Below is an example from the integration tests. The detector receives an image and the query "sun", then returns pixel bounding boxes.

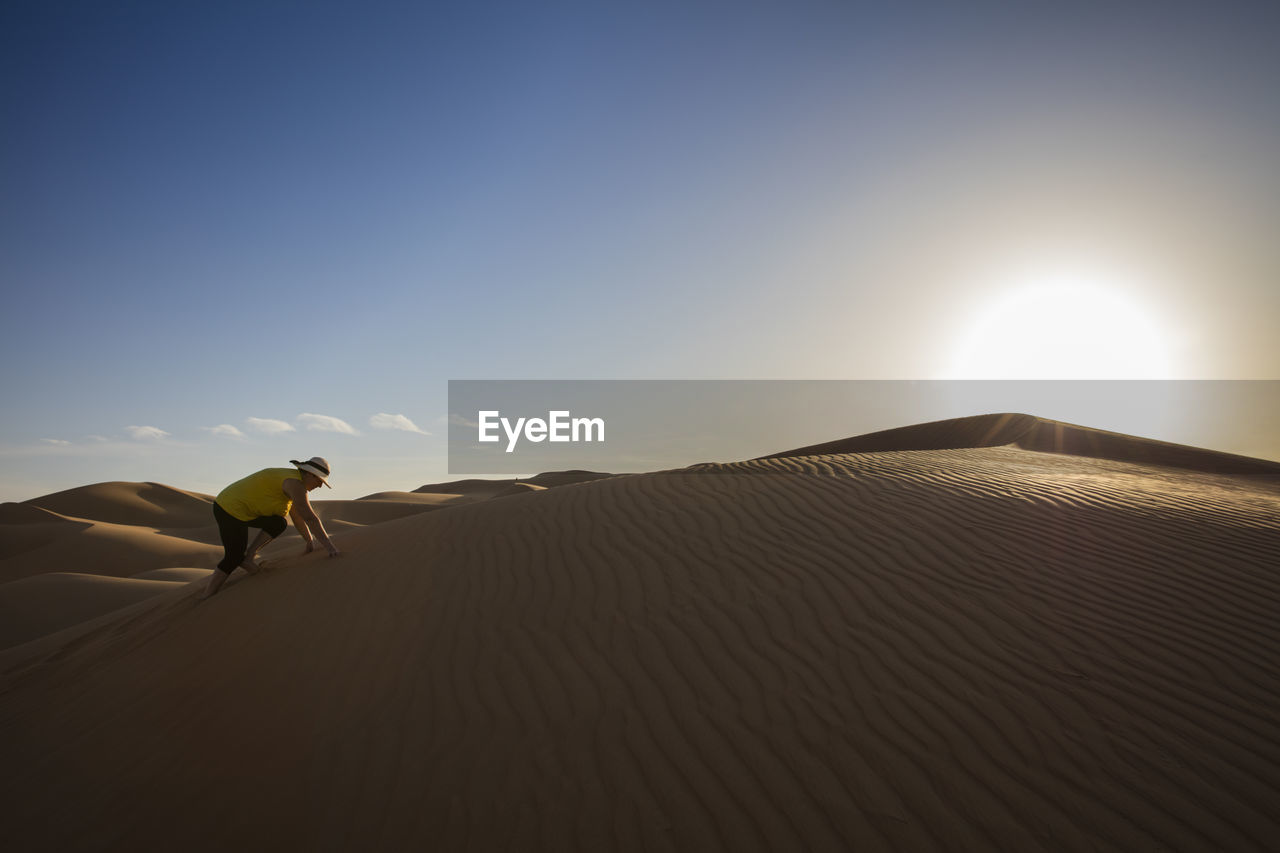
[945,271,1175,380]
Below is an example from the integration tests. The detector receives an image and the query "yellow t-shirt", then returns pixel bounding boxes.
[215,467,300,522]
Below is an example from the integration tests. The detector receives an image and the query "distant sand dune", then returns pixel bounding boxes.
[489,482,547,499]
[523,470,615,488]
[0,515,221,584]
[1,482,222,584]
[311,497,454,527]
[413,477,519,496]
[0,505,92,563]
[412,471,615,501]
[0,502,83,526]
[1,422,1277,850]
[24,481,215,527]
[0,572,188,649]
[765,412,1280,476]
[355,490,468,503]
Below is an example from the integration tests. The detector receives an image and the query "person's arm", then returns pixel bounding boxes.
[288,505,315,552]
[283,479,340,556]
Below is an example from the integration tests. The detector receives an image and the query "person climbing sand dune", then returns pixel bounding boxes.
[201,456,340,600]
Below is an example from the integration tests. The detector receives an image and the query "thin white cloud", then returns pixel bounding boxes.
[246,417,296,435]
[298,412,358,435]
[2,436,194,460]
[448,412,479,429]
[126,425,170,440]
[41,438,72,446]
[369,413,429,435]
[85,435,109,442]
[203,424,245,438]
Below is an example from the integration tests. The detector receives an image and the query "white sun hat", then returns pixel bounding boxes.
[290,456,333,487]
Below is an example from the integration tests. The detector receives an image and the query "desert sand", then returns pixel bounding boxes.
[1,414,1278,851]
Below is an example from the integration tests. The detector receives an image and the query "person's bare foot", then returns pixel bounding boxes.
[200,569,229,600]
[239,558,262,575]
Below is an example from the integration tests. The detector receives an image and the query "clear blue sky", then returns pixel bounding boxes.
[3,0,1278,500]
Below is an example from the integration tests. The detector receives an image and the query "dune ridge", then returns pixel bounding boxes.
[764,412,1280,476]
[24,481,216,527]
[1,420,1278,850]
[412,470,615,498]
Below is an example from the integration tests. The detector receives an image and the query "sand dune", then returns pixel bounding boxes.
[413,477,522,496]
[0,505,92,563]
[765,412,1280,476]
[1,482,222,584]
[0,502,83,526]
[24,481,215,527]
[0,514,221,584]
[412,470,615,501]
[1,419,1278,850]
[522,470,615,488]
[489,482,548,499]
[356,490,469,503]
[130,567,213,583]
[311,497,452,527]
[0,572,190,649]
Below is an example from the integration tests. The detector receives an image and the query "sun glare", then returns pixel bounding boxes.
[946,271,1174,380]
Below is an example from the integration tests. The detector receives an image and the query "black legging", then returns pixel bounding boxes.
[213,502,287,573]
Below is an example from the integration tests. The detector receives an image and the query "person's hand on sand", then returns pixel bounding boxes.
[304,538,339,557]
